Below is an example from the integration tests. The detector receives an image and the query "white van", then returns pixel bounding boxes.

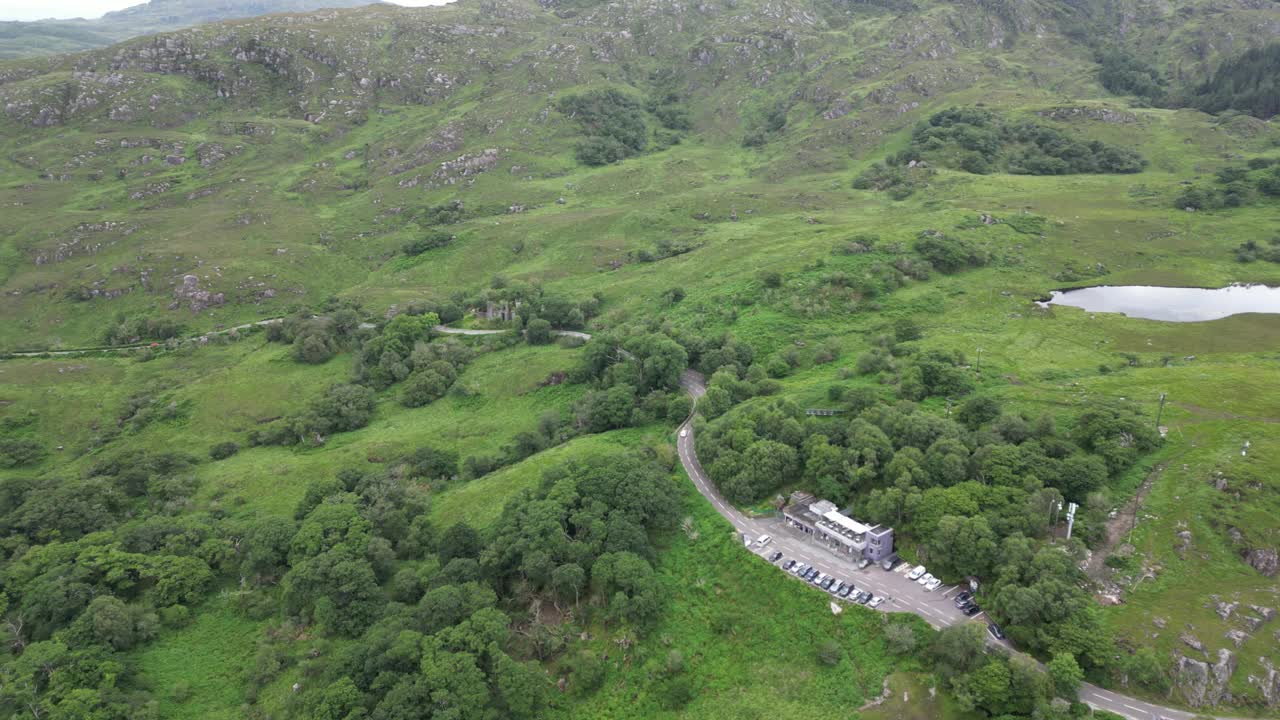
[755,534,772,547]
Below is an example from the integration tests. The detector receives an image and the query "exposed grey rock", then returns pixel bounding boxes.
[1175,649,1236,707]
[172,274,225,313]
[1225,629,1248,647]
[1181,632,1205,652]
[1246,548,1278,576]
[1216,601,1239,620]
[1152,616,1168,629]
[1251,605,1276,622]
[1250,658,1280,708]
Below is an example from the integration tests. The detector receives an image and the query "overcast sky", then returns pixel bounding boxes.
[0,0,449,22]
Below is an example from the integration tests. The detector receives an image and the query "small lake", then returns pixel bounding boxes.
[1041,284,1280,322]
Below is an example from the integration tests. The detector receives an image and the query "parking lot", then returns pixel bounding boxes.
[747,517,980,629]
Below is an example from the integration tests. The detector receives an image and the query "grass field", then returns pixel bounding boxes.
[2,6,1280,713]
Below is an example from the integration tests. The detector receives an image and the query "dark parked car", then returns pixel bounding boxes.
[963,604,982,616]
[821,577,835,590]
[770,551,784,562]
[806,568,820,581]
[954,591,972,607]
[880,557,900,571]
[856,591,872,604]
[839,585,853,598]
[987,623,1005,640]
[783,559,797,571]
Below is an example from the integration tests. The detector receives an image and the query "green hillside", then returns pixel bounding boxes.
[1,0,1279,718]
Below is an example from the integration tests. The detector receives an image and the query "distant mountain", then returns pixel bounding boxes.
[0,0,382,59]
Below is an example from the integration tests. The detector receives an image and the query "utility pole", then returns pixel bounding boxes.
[975,347,983,377]
[1050,500,1061,528]
[1065,502,1079,540]
[1155,392,1167,430]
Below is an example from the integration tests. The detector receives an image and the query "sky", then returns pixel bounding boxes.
[0,0,449,22]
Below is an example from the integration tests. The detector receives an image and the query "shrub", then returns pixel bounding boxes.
[209,441,240,461]
[403,232,454,256]
[0,437,45,468]
[559,89,647,165]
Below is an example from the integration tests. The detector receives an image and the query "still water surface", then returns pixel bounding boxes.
[1041,284,1280,322]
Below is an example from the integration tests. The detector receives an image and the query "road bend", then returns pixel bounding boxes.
[674,369,1248,720]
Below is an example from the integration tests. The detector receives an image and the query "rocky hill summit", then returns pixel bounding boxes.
[0,0,381,59]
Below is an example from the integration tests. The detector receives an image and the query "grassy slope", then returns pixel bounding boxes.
[1,0,1279,715]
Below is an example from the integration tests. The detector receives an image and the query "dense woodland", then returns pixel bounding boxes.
[697,323,1162,688]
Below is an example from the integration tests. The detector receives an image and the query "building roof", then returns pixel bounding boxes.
[822,510,870,535]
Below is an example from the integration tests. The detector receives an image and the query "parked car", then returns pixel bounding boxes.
[856,591,872,605]
[987,623,1005,640]
[839,585,853,598]
[821,577,835,590]
[868,595,886,608]
[924,577,942,592]
[793,563,808,576]
[907,565,926,581]
[917,573,935,586]
[770,551,784,562]
[755,534,772,547]
[858,557,871,569]
[881,557,900,571]
[963,604,982,616]
[833,581,847,594]
[783,559,796,571]
[806,568,820,581]
[953,591,973,607]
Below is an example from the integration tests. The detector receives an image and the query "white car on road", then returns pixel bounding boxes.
[679,428,688,438]
[907,565,926,581]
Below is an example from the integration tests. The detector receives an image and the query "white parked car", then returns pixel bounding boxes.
[917,573,935,586]
[907,565,926,581]
[924,577,943,592]
[868,595,886,608]
[755,534,772,547]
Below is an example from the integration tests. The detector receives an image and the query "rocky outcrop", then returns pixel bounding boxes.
[1245,548,1278,576]
[1181,632,1205,652]
[171,274,225,313]
[1175,649,1236,708]
[1036,106,1137,124]
[1250,658,1280,708]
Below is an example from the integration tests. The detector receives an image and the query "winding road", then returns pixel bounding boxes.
[674,368,1243,720]
[3,321,1244,719]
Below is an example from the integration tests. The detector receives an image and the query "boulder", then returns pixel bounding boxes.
[1243,615,1265,632]
[1216,601,1239,620]
[1180,632,1205,652]
[1250,605,1276,622]
[1246,548,1278,576]
[1225,629,1249,647]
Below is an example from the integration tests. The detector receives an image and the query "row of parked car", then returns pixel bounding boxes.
[773,554,886,608]
[904,563,944,592]
[952,590,985,618]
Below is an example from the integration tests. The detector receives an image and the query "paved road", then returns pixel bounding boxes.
[674,369,1245,720]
